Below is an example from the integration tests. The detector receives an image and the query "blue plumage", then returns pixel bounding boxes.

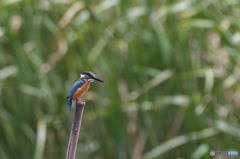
[67,79,86,99]
[69,100,72,111]
[67,79,86,110]
[66,71,104,111]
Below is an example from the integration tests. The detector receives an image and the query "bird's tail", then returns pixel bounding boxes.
[69,100,73,111]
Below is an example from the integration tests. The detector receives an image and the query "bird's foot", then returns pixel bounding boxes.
[76,99,85,102]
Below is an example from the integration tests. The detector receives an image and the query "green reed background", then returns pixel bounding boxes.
[0,0,240,158]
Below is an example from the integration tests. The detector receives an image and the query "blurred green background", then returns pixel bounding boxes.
[1,0,240,158]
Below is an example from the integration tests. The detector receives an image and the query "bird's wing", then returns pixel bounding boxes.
[67,79,86,99]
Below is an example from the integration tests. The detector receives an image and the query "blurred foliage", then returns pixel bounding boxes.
[0,0,240,158]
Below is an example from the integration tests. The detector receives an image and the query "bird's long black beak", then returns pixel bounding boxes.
[92,76,104,83]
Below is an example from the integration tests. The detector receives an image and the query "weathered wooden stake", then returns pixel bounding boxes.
[66,100,85,159]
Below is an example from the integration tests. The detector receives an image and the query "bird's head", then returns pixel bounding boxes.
[80,71,104,83]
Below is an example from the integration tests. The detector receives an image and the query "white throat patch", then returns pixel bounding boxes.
[88,79,94,82]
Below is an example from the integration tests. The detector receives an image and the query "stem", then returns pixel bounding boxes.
[66,100,85,159]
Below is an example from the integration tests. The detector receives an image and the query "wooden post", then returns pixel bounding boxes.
[66,100,85,159]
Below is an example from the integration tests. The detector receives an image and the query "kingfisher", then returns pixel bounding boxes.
[66,71,104,111]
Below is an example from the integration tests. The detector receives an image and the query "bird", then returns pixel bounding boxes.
[66,71,104,111]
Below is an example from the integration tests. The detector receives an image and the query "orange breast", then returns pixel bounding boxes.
[72,80,90,100]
